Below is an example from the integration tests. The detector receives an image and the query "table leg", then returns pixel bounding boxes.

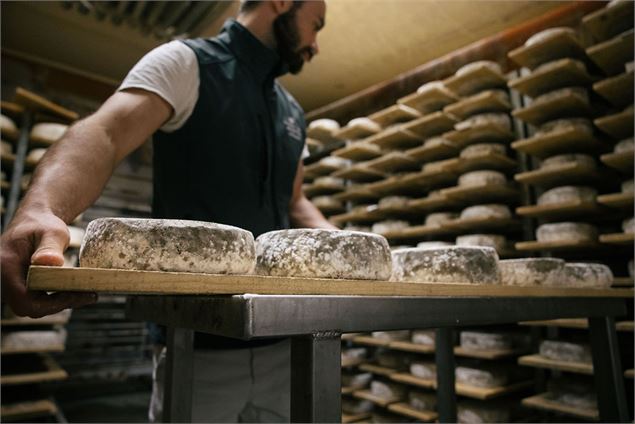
[589,316,629,423]
[164,327,194,423]
[290,332,342,423]
[436,328,457,423]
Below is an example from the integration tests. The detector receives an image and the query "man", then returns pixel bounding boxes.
[1,0,333,421]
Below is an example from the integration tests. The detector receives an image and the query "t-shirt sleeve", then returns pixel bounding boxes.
[118,40,199,132]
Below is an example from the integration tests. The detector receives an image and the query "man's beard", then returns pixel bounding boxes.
[273,7,312,74]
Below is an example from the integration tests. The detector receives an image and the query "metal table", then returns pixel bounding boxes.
[126,293,630,423]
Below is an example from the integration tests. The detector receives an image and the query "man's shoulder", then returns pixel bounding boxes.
[181,36,235,66]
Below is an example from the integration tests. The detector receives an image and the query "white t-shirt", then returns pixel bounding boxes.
[119,41,309,157]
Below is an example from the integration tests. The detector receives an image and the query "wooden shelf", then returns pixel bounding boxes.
[519,318,589,329]
[315,203,346,215]
[387,403,438,422]
[334,123,381,142]
[522,393,599,421]
[408,195,460,213]
[612,277,634,288]
[401,111,457,139]
[368,105,421,129]
[0,316,69,326]
[366,127,424,150]
[516,200,604,220]
[596,191,634,209]
[405,139,458,164]
[330,206,384,225]
[332,142,383,161]
[443,216,520,233]
[508,59,593,98]
[444,123,515,148]
[304,162,346,179]
[398,86,458,115]
[364,152,419,173]
[601,150,634,173]
[332,165,387,183]
[14,87,79,121]
[595,106,634,140]
[341,412,371,423]
[441,183,519,203]
[388,341,435,354]
[1,353,67,386]
[381,224,455,241]
[29,134,60,148]
[1,126,20,141]
[341,357,365,368]
[358,363,399,377]
[518,354,593,375]
[1,399,59,422]
[1,180,11,191]
[443,66,507,96]
[342,332,363,341]
[352,389,401,408]
[306,127,340,145]
[341,386,356,395]
[586,29,634,76]
[1,100,25,117]
[599,232,634,245]
[512,90,592,126]
[1,344,65,355]
[444,90,511,120]
[454,346,528,360]
[365,168,458,197]
[303,182,345,198]
[582,0,633,43]
[456,380,533,400]
[454,152,517,174]
[390,373,436,389]
[508,30,586,70]
[511,126,604,158]
[1,153,16,168]
[332,187,379,203]
[514,162,604,188]
[352,335,390,347]
[515,239,602,253]
[593,70,634,107]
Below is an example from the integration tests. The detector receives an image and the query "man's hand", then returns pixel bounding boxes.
[1,209,96,318]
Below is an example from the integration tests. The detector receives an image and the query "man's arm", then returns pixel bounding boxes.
[0,88,172,317]
[288,158,339,229]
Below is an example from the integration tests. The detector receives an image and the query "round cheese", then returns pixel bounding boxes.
[411,329,436,345]
[0,114,16,132]
[458,401,510,424]
[31,122,68,142]
[540,154,596,170]
[391,246,501,284]
[536,118,593,137]
[80,218,255,274]
[422,158,456,173]
[26,148,47,163]
[417,80,452,95]
[311,196,343,210]
[346,117,381,133]
[1,330,67,350]
[537,186,597,205]
[342,372,372,390]
[622,179,634,193]
[460,331,513,350]
[410,361,436,379]
[409,391,437,412]
[460,204,511,220]
[499,258,565,287]
[460,143,506,159]
[68,226,85,247]
[372,220,409,234]
[456,60,502,77]
[342,399,373,415]
[614,138,634,153]
[308,119,339,133]
[455,366,508,388]
[255,229,392,280]
[423,136,450,148]
[371,380,407,399]
[561,263,613,288]
[314,176,345,188]
[536,222,597,243]
[456,234,506,252]
[319,156,351,169]
[525,27,577,47]
[379,196,410,208]
[376,350,410,369]
[372,330,410,341]
[458,170,507,187]
[539,340,591,363]
[425,212,458,227]
[455,113,511,131]
[622,217,634,233]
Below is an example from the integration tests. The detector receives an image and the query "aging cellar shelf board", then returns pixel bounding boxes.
[597,192,634,209]
[0,399,60,422]
[600,150,634,173]
[453,346,529,360]
[522,393,599,421]
[358,363,398,377]
[507,59,594,98]
[516,200,604,220]
[515,239,602,253]
[0,354,67,386]
[518,354,593,375]
[341,412,371,423]
[443,90,511,120]
[593,70,634,107]
[599,232,635,245]
[512,91,592,126]
[387,403,438,422]
[514,162,606,188]
[508,30,586,70]
[511,126,604,158]
[14,87,79,121]
[519,319,634,332]
[585,29,634,76]
[594,106,635,140]
[352,389,401,408]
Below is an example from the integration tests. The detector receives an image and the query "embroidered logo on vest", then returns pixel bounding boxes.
[284,116,302,141]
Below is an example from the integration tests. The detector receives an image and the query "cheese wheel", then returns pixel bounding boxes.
[342,372,372,389]
[342,347,367,360]
[561,263,613,288]
[30,122,68,142]
[391,246,501,284]
[533,87,589,106]
[371,220,409,234]
[311,196,342,209]
[547,377,597,410]
[455,366,508,388]
[410,361,436,379]
[409,391,437,412]
[456,60,502,77]
[500,258,565,287]
[460,143,506,159]
[314,176,345,188]
[423,136,450,148]
[378,196,410,208]
[416,241,453,249]
[308,119,339,133]
[540,154,596,170]
[342,398,374,414]
[411,329,435,345]
[67,226,85,247]
[319,156,350,169]
[371,380,407,399]
[1,330,67,350]
[535,118,593,137]
[536,222,598,243]
[455,113,511,131]
[1,141,12,156]
[377,351,410,370]
[458,401,510,424]
[255,229,392,280]
[525,27,577,47]
[425,212,458,227]
[458,170,506,187]
[346,117,381,133]
[80,218,255,274]
[622,179,634,193]
[460,204,511,220]
[26,148,47,163]
[456,234,506,252]
[0,114,17,131]
[622,217,634,233]
[539,340,591,363]
[372,330,410,342]
[417,80,452,95]
[460,331,513,350]
[614,138,634,153]
[537,186,597,205]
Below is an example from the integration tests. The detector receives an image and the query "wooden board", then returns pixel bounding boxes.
[364,152,419,173]
[333,142,383,161]
[405,140,458,164]
[330,206,385,225]
[28,133,61,148]
[14,87,79,121]
[366,127,424,150]
[401,111,457,139]
[341,412,371,423]
[306,126,340,144]
[1,353,67,386]
[341,386,356,395]
[387,403,437,422]
[315,203,346,215]
[516,200,604,220]
[586,29,634,76]
[455,380,533,400]
[601,150,634,173]
[366,168,458,196]
[454,346,528,360]
[454,152,517,174]
[408,195,460,213]
[511,126,603,158]
[1,180,11,191]
[342,357,365,369]
[514,162,604,188]
[444,90,511,120]
[334,124,380,142]
[597,191,634,209]
[388,341,435,354]
[358,363,399,377]
[594,105,634,139]
[1,100,25,117]
[352,336,390,347]
[512,91,592,126]
[352,389,402,408]
[28,266,634,298]
[368,105,421,128]
[518,354,593,375]
[1,153,16,168]
[522,393,599,421]
[515,239,602,253]
[616,320,634,332]
[508,30,586,70]
[304,162,344,179]
[593,70,635,107]
[398,86,458,115]
[0,316,69,326]
[0,399,58,421]
[442,216,520,233]
[599,232,634,245]
[303,182,345,198]
[444,123,514,148]
[612,277,634,288]
[381,224,455,241]
[443,66,507,96]
[582,0,633,43]
[520,318,634,331]
[390,373,436,389]
[332,166,386,183]
[508,59,593,98]
[440,183,519,203]
[342,332,363,341]
[1,126,19,141]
